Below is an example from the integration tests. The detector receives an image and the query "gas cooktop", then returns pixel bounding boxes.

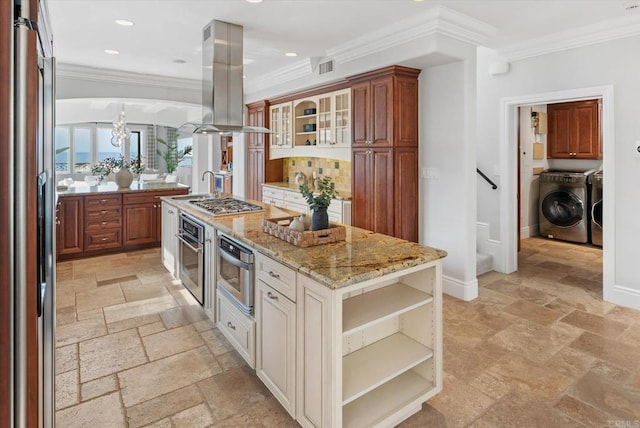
[189,197,264,216]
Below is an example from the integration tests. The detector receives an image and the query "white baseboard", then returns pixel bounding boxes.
[604,284,640,311]
[443,275,478,301]
[520,224,539,239]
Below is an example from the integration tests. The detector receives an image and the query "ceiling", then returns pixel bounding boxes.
[47,0,640,83]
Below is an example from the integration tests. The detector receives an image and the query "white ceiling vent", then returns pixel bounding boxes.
[310,56,335,75]
[318,59,334,75]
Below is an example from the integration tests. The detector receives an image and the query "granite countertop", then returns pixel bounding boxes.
[263,182,352,201]
[165,195,446,289]
[57,181,189,197]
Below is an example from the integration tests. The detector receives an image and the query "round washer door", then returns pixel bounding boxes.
[541,191,584,227]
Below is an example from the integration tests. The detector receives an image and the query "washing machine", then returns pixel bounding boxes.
[538,170,592,244]
[589,171,603,246]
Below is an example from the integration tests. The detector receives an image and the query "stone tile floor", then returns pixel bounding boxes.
[55,237,640,427]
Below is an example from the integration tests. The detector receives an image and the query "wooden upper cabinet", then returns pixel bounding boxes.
[247,101,267,149]
[349,65,420,242]
[547,99,600,159]
[351,81,371,146]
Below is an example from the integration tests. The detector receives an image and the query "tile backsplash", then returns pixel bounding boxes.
[284,157,351,193]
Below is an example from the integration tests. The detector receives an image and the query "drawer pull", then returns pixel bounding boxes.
[100,210,108,215]
[168,209,174,214]
[101,237,108,241]
[100,199,108,204]
[101,221,108,226]
[226,321,236,331]
[267,291,278,300]
[268,271,280,279]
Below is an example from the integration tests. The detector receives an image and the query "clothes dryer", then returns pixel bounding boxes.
[538,170,592,244]
[589,171,603,247]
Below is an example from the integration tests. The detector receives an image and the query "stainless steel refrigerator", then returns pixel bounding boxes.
[2,0,56,426]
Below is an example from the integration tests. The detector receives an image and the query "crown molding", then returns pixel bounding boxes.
[499,14,640,62]
[245,6,495,94]
[56,63,201,91]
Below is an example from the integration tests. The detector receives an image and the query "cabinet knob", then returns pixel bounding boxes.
[267,291,279,300]
[101,221,108,226]
[268,271,280,279]
[56,218,61,225]
[226,321,236,330]
[100,210,108,215]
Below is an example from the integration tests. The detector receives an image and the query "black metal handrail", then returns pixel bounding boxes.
[477,168,498,190]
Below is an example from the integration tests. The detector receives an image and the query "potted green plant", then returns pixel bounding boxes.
[299,176,338,231]
[91,156,144,188]
[156,137,192,181]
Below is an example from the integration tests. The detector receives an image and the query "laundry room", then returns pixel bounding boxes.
[518,101,603,248]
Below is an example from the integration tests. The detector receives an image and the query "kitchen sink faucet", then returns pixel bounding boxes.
[201,170,216,194]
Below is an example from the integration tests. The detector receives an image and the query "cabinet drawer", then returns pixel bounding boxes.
[284,202,307,215]
[255,253,296,302]
[217,288,255,368]
[86,217,122,231]
[263,186,285,200]
[284,190,306,205]
[85,229,122,250]
[85,194,122,209]
[328,199,342,215]
[85,207,121,222]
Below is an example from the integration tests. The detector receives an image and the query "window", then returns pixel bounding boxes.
[130,131,141,162]
[54,123,146,178]
[177,136,192,167]
[73,128,91,173]
[96,127,122,162]
[55,128,70,172]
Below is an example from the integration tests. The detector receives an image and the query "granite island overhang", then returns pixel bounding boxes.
[165,194,446,289]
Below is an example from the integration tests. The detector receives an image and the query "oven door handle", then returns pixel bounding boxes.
[218,245,252,270]
[175,233,203,253]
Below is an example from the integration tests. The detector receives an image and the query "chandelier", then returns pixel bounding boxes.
[111,106,131,147]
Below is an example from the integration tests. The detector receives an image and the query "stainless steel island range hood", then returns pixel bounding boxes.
[183,20,271,134]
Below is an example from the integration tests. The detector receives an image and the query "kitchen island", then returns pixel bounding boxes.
[56,181,189,260]
[165,195,445,428]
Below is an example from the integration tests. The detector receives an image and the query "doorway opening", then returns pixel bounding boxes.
[499,86,614,300]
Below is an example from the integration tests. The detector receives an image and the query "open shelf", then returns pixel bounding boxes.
[342,370,433,428]
[342,282,432,335]
[342,333,433,405]
[296,131,316,135]
[296,114,317,119]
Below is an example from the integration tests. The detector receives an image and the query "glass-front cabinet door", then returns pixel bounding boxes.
[317,95,332,146]
[269,102,293,148]
[333,89,350,146]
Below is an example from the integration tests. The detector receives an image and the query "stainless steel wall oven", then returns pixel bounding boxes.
[217,234,254,315]
[177,214,205,305]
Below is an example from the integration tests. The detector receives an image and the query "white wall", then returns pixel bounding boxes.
[421,58,478,300]
[477,35,640,309]
[518,105,549,238]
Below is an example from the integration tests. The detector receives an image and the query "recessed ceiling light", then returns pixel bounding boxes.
[285,52,298,57]
[173,59,186,64]
[246,0,263,3]
[114,19,134,26]
[104,49,120,55]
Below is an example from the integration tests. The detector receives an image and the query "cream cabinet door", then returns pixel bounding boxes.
[256,280,296,417]
[160,202,178,277]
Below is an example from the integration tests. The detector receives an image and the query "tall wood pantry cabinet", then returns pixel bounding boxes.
[547,99,601,159]
[348,66,420,242]
[246,100,283,202]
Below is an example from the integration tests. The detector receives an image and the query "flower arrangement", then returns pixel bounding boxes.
[299,176,338,211]
[90,156,144,180]
[157,138,192,174]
